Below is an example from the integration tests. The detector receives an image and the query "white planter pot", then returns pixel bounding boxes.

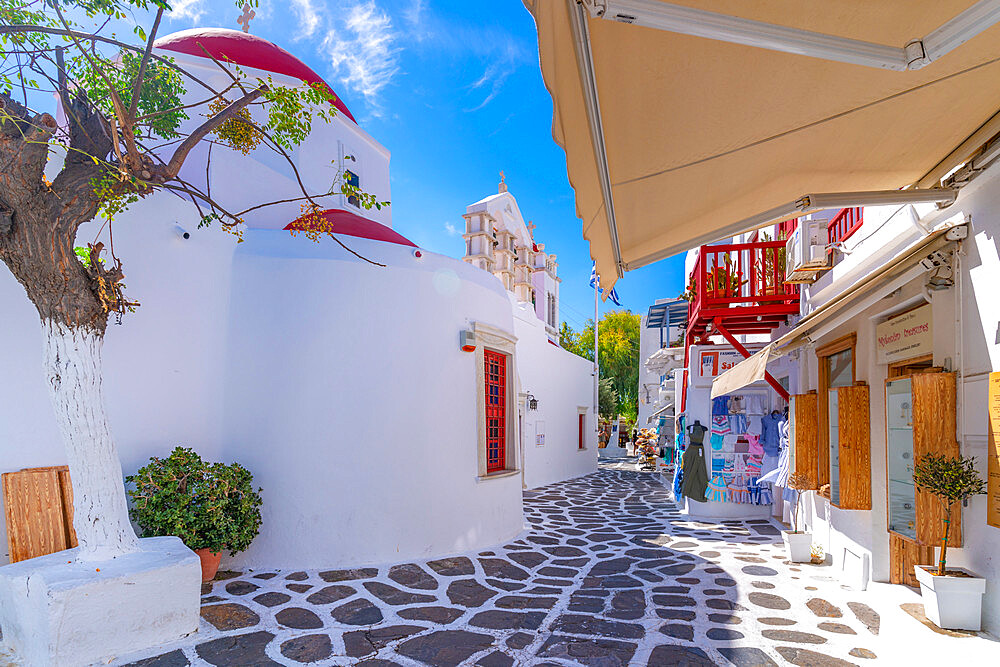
[782,531,812,563]
[913,565,986,631]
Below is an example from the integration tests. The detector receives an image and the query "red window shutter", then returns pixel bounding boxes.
[578,413,585,449]
[484,350,507,472]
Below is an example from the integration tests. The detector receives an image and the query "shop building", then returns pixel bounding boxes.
[637,298,687,431]
[710,161,1000,635]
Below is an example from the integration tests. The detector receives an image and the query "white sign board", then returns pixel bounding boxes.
[691,344,766,387]
[535,421,546,446]
[876,304,932,365]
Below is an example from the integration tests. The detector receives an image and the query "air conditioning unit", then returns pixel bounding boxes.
[785,217,831,283]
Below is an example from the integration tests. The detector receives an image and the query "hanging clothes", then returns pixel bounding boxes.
[745,393,768,415]
[760,413,782,456]
[712,396,730,415]
[681,443,709,502]
[711,415,731,435]
[729,413,749,434]
[746,434,764,457]
[728,395,746,413]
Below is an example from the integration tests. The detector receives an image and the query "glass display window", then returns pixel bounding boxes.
[886,378,916,539]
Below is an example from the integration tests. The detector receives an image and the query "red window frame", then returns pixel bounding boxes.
[578,413,586,449]
[484,350,507,473]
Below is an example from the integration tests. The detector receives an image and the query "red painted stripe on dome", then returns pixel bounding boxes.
[154,28,356,123]
[284,208,416,247]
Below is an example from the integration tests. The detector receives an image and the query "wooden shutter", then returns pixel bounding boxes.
[837,383,871,510]
[791,392,819,487]
[912,372,961,547]
[2,466,76,563]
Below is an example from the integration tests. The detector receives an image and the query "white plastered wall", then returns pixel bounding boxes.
[510,297,597,490]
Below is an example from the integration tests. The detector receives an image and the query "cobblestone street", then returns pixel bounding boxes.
[118,465,993,666]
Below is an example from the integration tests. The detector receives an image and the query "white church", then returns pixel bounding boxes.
[0,27,596,663]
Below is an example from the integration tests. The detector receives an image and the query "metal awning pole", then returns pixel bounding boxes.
[594,277,600,434]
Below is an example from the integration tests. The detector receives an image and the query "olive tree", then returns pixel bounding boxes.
[0,0,381,560]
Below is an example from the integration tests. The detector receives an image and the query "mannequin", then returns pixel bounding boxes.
[681,420,709,502]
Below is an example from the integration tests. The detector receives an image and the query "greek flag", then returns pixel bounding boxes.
[589,263,622,306]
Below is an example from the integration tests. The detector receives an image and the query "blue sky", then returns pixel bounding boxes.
[147,1,688,329]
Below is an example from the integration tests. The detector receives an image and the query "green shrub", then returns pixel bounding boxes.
[126,446,263,556]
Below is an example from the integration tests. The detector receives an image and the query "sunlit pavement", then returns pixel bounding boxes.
[113,464,996,666]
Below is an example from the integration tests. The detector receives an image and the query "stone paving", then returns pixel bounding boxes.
[118,465,892,666]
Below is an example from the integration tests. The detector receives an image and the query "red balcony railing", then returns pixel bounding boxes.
[685,240,800,341]
[827,207,863,248]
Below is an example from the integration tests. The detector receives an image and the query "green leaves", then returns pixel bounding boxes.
[126,446,263,556]
[260,77,334,151]
[68,49,187,139]
[912,453,986,506]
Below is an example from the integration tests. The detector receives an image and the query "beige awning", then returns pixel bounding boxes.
[709,223,959,396]
[711,344,773,399]
[525,0,1000,289]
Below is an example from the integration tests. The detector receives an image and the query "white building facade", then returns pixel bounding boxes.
[462,180,562,342]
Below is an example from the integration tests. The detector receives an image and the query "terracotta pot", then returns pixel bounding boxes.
[195,548,223,583]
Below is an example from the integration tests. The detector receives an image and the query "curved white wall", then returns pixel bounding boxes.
[0,206,524,568]
[220,232,523,569]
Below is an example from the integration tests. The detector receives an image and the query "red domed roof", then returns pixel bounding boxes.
[154,28,355,123]
[284,208,416,247]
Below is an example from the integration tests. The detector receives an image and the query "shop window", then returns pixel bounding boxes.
[484,349,507,473]
[344,169,360,208]
[816,334,856,487]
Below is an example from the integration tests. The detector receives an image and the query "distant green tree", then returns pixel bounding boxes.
[562,311,641,420]
[598,377,619,420]
[558,321,576,352]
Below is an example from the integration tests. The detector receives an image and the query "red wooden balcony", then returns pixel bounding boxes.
[827,207,863,249]
[685,240,800,342]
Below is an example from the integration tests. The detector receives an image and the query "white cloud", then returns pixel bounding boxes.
[168,0,207,22]
[465,40,522,112]
[323,2,399,112]
[444,222,461,236]
[403,0,429,41]
[289,0,321,40]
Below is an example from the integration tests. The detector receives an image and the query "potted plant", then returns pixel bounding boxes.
[782,472,813,562]
[911,453,987,631]
[127,446,263,582]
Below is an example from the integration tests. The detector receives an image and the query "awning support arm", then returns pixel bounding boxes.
[582,0,1000,72]
[624,188,958,271]
[712,318,790,402]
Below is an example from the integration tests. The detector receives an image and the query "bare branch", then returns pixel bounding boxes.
[126,7,164,125]
[158,87,265,180]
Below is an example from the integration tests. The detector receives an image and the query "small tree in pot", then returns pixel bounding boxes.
[911,453,987,630]
[127,447,263,582]
[782,472,813,562]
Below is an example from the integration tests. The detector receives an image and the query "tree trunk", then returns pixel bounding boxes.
[938,504,952,576]
[42,318,139,560]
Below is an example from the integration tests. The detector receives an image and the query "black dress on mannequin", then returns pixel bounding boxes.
[681,421,709,502]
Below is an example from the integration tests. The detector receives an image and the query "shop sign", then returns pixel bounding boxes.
[875,305,932,365]
[695,346,765,384]
[535,421,546,446]
[988,373,1000,529]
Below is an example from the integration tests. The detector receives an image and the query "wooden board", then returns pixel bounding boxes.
[837,383,871,510]
[989,372,1000,529]
[912,372,961,547]
[792,392,819,487]
[890,532,934,587]
[3,468,69,563]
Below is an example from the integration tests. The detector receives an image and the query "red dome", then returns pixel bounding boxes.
[284,208,416,247]
[154,28,355,123]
